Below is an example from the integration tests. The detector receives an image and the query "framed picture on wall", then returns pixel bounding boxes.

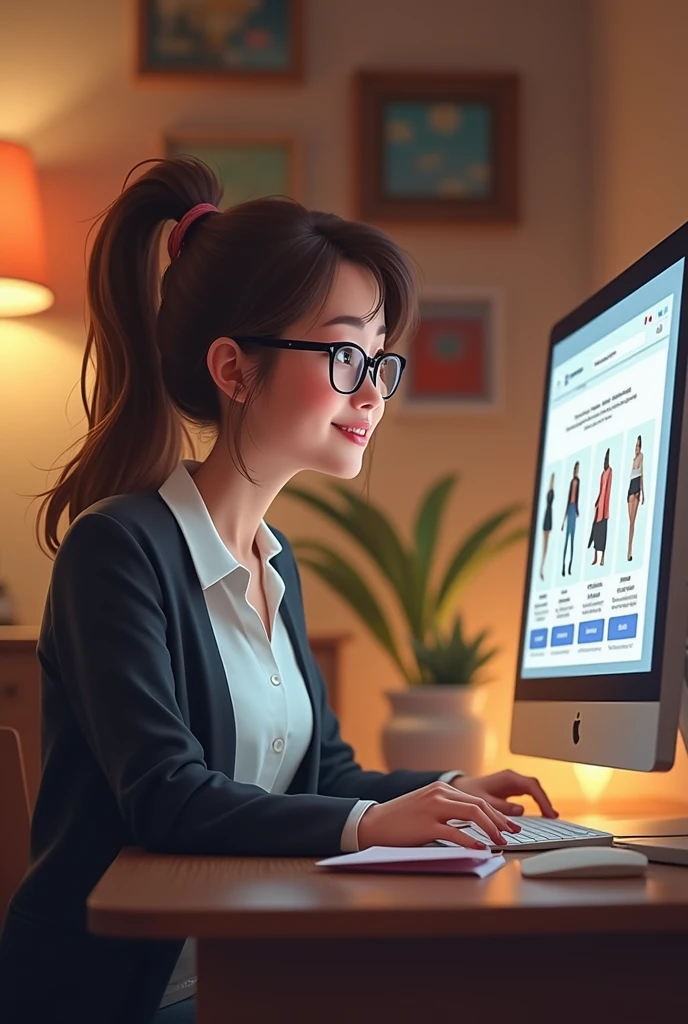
[164,131,303,206]
[137,0,305,82]
[398,288,504,415]
[354,71,519,224]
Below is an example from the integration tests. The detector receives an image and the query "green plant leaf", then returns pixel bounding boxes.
[487,526,530,555]
[284,483,420,634]
[434,504,524,621]
[411,617,499,685]
[412,474,458,631]
[283,477,526,689]
[290,540,413,683]
[329,483,420,630]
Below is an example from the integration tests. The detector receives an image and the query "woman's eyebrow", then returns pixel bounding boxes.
[320,315,387,334]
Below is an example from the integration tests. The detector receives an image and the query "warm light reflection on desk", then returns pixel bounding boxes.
[572,762,615,803]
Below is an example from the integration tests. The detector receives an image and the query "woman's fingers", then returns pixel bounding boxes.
[486,796,526,816]
[506,803,525,815]
[438,826,488,850]
[521,777,557,818]
[446,800,508,846]
[504,772,558,818]
[444,787,517,834]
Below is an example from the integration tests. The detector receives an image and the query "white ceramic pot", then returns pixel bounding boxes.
[381,685,488,777]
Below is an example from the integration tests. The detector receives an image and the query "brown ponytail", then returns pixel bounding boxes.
[33,156,418,557]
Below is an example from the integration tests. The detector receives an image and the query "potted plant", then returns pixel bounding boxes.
[283,474,527,775]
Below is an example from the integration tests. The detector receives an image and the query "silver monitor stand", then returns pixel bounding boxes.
[609,644,688,865]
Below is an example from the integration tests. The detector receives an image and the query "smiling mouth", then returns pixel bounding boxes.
[332,424,369,445]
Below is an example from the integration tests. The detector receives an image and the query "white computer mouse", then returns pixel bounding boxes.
[520,845,648,880]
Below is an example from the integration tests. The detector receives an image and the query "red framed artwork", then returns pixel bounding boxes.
[398,288,504,414]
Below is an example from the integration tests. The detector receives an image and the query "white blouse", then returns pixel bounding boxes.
[155,460,375,1007]
[156,460,461,1007]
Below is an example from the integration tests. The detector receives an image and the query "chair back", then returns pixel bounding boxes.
[0,727,31,928]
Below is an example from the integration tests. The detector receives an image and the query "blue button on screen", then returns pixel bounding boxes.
[578,618,605,643]
[529,628,548,649]
[551,624,574,646]
[608,613,638,641]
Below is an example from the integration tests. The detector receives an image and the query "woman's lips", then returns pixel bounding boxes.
[332,424,368,446]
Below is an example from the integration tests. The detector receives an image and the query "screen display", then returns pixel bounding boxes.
[520,259,684,679]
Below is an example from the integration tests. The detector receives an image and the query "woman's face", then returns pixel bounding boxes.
[635,439,641,455]
[220,259,389,481]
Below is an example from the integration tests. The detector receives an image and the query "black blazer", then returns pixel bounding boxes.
[0,491,445,1023]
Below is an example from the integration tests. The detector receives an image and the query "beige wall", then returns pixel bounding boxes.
[5,0,684,809]
[590,0,688,288]
[581,0,688,801]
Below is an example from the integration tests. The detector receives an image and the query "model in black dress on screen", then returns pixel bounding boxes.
[539,472,555,580]
[626,435,645,560]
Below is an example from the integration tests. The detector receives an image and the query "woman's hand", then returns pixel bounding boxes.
[450,769,558,818]
[356,781,521,851]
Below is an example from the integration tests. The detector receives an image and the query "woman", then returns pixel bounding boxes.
[539,472,555,580]
[561,461,580,576]
[0,158,557,1024]
[626,435,645,560]
[588,448,613,566]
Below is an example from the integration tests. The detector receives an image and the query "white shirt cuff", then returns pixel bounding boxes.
[437,770,465,784]
[340,800,378,852]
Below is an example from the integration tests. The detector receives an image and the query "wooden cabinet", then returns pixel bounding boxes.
[0,626,350,811]
[0,628,41,808]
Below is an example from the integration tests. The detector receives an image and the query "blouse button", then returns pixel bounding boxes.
[270,674,281,686]
[272,738,284,753]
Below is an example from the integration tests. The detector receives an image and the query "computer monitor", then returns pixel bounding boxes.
[511,222,688,772]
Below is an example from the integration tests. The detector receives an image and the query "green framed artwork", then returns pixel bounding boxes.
[355,70,519,225]
[137,0,304,82]
[164,132,302,207]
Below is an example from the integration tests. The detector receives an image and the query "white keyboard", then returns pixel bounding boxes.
[442,816,614,852]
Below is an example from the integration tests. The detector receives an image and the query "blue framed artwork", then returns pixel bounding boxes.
[137,0,304,82]
[164,132,302,207]
[356,71,519,224]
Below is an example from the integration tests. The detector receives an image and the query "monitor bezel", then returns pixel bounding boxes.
[513,223,688,704]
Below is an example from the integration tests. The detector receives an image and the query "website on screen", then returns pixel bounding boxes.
[521,260,684,678]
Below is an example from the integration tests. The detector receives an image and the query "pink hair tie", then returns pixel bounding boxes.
[167,203,219,260]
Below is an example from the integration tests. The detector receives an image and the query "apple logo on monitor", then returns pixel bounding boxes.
[573,712,581,745]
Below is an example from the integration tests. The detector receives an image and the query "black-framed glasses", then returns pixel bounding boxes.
[233,336,406,399]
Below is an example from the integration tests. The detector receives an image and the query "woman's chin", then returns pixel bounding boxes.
[316,452,365,479]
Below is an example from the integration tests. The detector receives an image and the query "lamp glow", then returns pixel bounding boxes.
[0,141,54,316]
[572,762,614,804]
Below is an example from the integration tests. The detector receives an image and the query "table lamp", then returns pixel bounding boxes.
[0,140,54,316]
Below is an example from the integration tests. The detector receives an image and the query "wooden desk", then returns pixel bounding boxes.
[88,809,688,1023]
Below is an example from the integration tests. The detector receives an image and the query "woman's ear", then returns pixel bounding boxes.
[207,336,247,401]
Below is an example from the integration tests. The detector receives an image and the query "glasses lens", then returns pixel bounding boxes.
[332,345,366,393]
[378,355,401,398]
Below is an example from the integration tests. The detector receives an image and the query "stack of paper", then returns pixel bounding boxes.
[316,845,506,876]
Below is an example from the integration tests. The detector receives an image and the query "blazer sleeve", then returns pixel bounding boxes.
[46,512,360,857]
[285,544,450,801]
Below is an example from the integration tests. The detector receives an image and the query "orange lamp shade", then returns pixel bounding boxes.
[0,141,54,316]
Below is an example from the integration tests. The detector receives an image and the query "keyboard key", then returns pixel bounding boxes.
[453,816,614,850]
